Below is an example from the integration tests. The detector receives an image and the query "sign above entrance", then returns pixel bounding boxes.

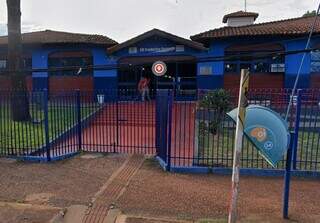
[128,45,185,54]
[152,61,167,77]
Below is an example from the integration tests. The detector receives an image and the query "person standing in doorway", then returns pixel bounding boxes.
[138,76,151,101]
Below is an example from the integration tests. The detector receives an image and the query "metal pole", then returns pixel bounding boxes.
[43,89,50,162]
[228,69,249,223]
[292,89,302,170]
[283,132,295,219]
[167,90,173,171]
[115,92,119,153]
[76,90,82,152]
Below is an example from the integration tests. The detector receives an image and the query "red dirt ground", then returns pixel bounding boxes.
[116,158,320,223]
[0,155,319,222]
[0,154,127,223]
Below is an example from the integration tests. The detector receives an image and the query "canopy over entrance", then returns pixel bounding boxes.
[109,29,206,99]
[118,56,197,99]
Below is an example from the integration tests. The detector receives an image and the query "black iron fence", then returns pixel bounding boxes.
[0,88,320,174]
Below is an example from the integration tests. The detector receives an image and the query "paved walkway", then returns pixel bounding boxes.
[82,154,145,223]
[49,101,197,165]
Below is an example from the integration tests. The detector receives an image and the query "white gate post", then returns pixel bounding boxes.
[228,69,250,223]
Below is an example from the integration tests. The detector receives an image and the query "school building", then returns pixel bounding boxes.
[1,11,320,95]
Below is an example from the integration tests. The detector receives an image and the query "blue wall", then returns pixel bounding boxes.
[196,41,229,89]
[91,47,118,91]
[204,36,320,89]
[32,48,50,90]
[284,39,310,88]
[28,45,116,91]
[2,32,319,91]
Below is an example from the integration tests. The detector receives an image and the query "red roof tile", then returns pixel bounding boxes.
[222,11,259,23]
[191,16,320,43]
[0,30,118,46]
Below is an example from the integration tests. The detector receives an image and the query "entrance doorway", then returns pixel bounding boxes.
[118,56,197,99]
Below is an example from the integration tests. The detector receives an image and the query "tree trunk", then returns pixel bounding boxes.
[7,0,30,121]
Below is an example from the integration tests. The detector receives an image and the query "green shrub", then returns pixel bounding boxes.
[199,89,231,134]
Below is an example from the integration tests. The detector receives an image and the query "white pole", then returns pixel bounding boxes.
[228,69,250,223]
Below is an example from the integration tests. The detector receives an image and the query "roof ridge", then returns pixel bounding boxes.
[0,29,118,45]
[0,29,117,43]
[108,28,207,54]
[224,10,258,15]
[191,15,317,40]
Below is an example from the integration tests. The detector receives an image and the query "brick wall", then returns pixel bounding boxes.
[49,76,94,92]
[0,75,32,91]
[224,73,284,90]
[310,74,320,88]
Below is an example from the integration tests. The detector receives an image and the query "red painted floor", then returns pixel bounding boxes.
[51,101,197,166]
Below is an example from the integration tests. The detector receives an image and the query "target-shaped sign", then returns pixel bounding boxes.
[152,61,167,77]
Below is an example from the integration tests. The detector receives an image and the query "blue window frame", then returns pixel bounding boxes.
[224,54,284,74]
[0,60,6,70]
[0,58,32,75]
[48,51,93,76]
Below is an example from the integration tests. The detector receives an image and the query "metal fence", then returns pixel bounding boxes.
[170,88,320,172]
[0,88,320,174]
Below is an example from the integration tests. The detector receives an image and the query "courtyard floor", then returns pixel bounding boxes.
[0,153,319,223]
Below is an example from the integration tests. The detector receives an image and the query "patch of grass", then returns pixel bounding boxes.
[0,102,99,153]
[196,125,320,171]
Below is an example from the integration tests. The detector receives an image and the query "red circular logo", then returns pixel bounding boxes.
[152,61,167,76]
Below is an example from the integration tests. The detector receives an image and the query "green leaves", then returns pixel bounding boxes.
[199,89,231,135]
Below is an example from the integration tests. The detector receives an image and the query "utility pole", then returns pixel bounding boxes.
[245,0,247,12]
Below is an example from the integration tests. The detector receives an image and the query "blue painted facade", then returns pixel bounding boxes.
[28,45,117,91]
[200,36,320,89]
[1,30,320,91]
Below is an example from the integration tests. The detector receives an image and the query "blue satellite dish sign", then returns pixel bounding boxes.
[227,105,290,167]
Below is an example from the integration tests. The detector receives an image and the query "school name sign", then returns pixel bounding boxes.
[128,45,185,54]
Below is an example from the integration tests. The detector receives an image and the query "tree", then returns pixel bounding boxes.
[303,10,317,17]
[7,0,30,121]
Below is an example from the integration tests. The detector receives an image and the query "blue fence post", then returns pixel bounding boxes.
[283,131,295,219]
[292,89,302,170]
[166,90,174,171]
[76,90,82,152]
[43,89,51,162]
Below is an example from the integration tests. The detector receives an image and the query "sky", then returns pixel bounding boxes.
[0,0,319,42]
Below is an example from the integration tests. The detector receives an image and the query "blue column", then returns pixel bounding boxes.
[197,61,223,89]
[92,48,118,91]
[32,49,49,91]
[196,42,226,90]
[285,40,311,88]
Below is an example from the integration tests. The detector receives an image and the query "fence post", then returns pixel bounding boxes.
[283,131,295,219]
[166,90,174,171]
[115,91,119,153]
[76,90,82,152]
[43,89,50,162]
[292,89,302,170]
